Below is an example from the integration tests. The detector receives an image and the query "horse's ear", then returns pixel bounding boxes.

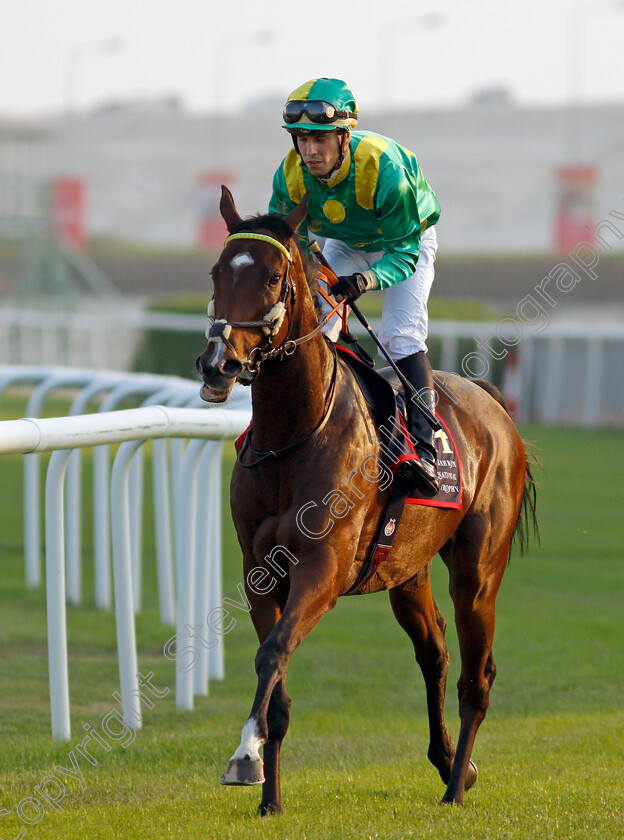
[284,192,309,234]
[220,185,242,232]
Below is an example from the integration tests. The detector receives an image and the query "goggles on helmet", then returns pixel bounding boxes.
[283,99,354,125]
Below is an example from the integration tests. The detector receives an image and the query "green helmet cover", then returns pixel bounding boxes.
[282,78,358,132]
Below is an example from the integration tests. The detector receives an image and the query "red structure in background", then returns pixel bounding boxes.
[52,177,87,248]
[196,172,236,249]
[554,165,598,252]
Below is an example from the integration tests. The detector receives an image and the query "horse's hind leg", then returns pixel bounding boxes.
[440,520,509,806]
[389,570,456,785]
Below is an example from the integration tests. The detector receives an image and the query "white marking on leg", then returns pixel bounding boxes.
[230,718,263,762]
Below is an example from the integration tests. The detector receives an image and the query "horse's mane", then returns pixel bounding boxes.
[229,213,320,299]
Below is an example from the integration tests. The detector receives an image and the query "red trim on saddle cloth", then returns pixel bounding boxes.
[337,345,357,359]
[336,344,362,364]
[235,423,251,454]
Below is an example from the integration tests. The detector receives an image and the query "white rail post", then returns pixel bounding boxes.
[193,439,226,695]
[25,371,99,589]
[172,437,187,599]
[168,392,203,627]
[66,375,127,607]
[208,440,225,681]
[110,440,144,729]
[0,367,48,402]
[582,339,604,428]
[93,378,196,614]
[175,438,206,710]
[0,369,51,591]
[541,337,566,425]
[128,384,198,617]
[152,438,176,625]
[141,386,189,627]
[24,450,41,588]
[193,441,215,697]
[129,447,144,614]
[45,449,73,741]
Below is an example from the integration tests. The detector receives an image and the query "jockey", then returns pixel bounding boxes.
[269,78,442,497]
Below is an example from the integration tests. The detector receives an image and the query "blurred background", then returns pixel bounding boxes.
[1,0,623,425]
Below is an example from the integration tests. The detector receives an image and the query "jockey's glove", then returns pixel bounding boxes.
[332,271,378,303]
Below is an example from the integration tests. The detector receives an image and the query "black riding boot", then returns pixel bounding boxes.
[394,351,440,497]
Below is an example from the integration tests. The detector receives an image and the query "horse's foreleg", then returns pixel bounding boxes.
[258,677,291,815]
[221,554,339,814]
[220,677,292,806]
[389,573,456,785]
[220,590,283,789]
[441,536,508,806]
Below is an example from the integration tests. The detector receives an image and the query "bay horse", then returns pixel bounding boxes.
[196,187,537,815]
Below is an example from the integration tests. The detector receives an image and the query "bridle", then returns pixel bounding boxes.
[205,231,344,384]
[205,229,344,467]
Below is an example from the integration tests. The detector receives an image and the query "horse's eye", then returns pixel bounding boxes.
[268,274,282,288]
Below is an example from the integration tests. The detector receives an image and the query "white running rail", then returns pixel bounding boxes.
[0,396,251,741]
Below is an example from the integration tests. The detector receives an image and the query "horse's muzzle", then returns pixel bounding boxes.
[196,352,243,403]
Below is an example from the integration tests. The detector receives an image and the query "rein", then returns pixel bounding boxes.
[238,341,339,468]
[206,231,344,381]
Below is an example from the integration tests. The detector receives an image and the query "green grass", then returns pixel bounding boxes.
[0,420,623,839]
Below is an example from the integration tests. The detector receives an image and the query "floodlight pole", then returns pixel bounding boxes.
[63,37,124,115]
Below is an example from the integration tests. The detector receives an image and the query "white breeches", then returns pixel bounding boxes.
[319,226,438,361]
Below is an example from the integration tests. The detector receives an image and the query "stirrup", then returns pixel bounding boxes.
[395,456,439,498]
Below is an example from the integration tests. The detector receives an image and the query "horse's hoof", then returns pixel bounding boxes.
[220,758,265,786]
[440,761,477,805]
[258,803,282,817]
[464,759,478,791]
[440,794,463,806]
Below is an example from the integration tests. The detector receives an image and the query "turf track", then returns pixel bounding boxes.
[0,419,622,839]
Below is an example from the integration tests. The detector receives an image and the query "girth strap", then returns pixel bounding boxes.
[344,484,407,596]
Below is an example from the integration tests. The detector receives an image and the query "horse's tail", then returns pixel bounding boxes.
[471,378,540,555]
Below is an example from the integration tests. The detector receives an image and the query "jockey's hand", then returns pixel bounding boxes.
[332,273,369,303]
